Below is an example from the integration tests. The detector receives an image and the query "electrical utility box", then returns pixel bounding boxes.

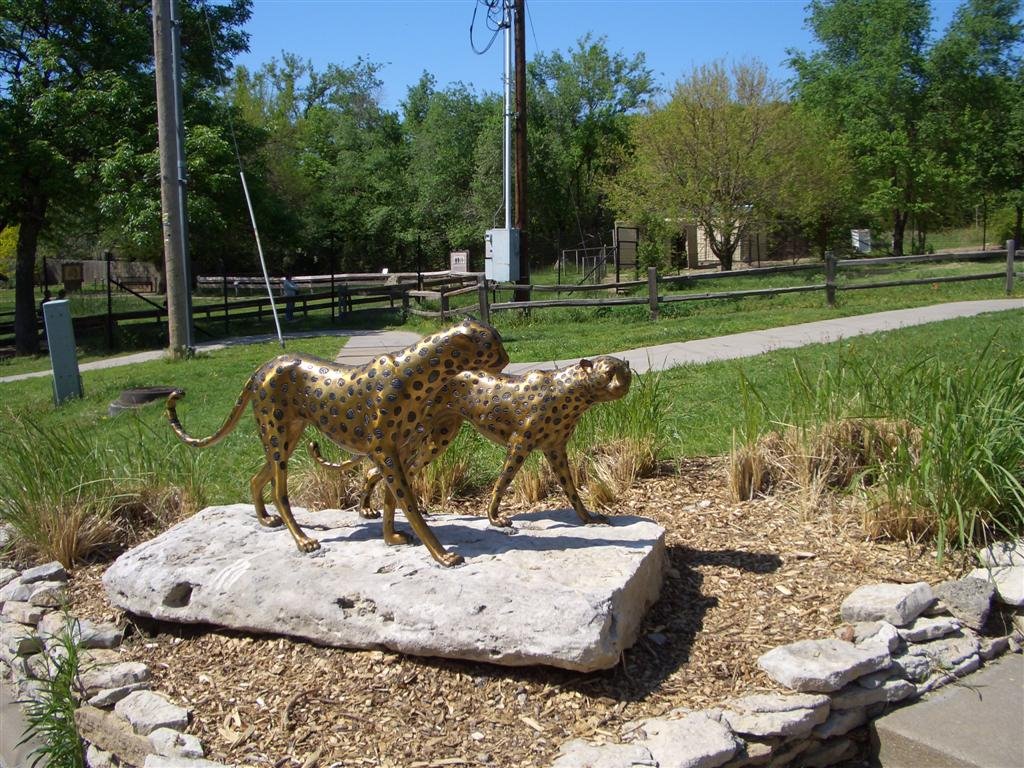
[484,228,520,282]
[42,299,83,405]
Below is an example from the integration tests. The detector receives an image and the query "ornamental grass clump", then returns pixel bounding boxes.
[0,412,204,567]
[728,348,1024,560]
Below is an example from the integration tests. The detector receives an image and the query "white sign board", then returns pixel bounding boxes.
[450,250,469,273]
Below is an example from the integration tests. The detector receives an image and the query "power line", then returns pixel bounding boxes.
[469,0,507,55]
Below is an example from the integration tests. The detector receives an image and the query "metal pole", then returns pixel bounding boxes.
[153,0,191,357]
[239,169,284,346]
[503,2,512,232]
[169,0,193,350]
[513,0,529,300]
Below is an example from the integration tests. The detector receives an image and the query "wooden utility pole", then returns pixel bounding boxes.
[153,0,193,356]
[513,0,529,299]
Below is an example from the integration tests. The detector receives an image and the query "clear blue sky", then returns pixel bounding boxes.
[234,1,964,109]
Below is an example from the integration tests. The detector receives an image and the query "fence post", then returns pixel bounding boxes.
[440,291,450,322]
[401,287,410,317]
[1007,239,1016,295]
[647,266,659,321]
[477,275,490,324]
[104,249,114,350]
[825,251,837,307]
[339,286,349,319]
[220,259,229,334]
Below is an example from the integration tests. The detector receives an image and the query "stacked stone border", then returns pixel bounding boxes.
[1,542,1022,768]
[0,562,224,768]
[553,540,1024,768]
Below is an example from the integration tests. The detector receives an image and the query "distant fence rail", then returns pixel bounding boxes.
[2,245,1019,352]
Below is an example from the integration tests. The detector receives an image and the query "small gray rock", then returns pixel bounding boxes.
[88,681,151,708]
[933,577,994,629]
[898,616,961,643]
[2,600,46,625]
[906,629,981,668]
[86,743,116,768]
[813,707,867,739]
[840,582,934,626]
[143,758,230,768]
[0,622,42,656]
[0,568,18,590]
[719,693,830,738]
[979,635,1009,661]
[856,668,898,689]
[889,651,933,683]
[82,661,151,694]
[21,562,68,584]
[115,690,189,736]
[639,712,739,768]
[914,653,981,697]
[830,677,915,709]
[28,580,65,608]
[757,638,890,693]
[39,614,122,650]
[0,579,30,603]
[150,728,205,759]
[551,739,657,768]
[979,540,1024,567]
[847,621,900,652]
[968,566,1024,607]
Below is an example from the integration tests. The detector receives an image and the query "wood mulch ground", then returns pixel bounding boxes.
[66,457,965,768]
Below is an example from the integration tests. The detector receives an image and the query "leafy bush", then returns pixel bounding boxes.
[19,614,85,768]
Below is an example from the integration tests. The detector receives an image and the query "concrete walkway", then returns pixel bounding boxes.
[1,299,1020,385]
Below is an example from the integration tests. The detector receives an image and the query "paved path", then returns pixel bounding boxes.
[1,299,1020,385]
[505,299,1023,374]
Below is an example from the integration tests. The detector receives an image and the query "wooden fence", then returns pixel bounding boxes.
[481,244,1019,319]
[2,245,1018,350]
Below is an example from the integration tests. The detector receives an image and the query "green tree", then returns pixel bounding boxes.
[926,0,1023,246]
[610,61,813,270]
[527,35,656,260]
[790,0,944,256]
[0,0,250,354]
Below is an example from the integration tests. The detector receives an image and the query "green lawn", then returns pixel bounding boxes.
[2,311,1020,501]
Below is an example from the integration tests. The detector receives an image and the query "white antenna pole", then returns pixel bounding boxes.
[503,0,512,230]
[239,170,284,347]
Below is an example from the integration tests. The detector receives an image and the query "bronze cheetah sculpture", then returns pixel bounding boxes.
[312,356,632,528]
[165,318,508,566]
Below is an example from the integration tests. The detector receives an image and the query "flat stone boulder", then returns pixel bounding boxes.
[636,712,739,768]
[932,577,994,629]
[718,693,830,738]
[551,739,656,768]
[115,690,189,736]
[840,582,934,626]
[968,566,1024,606]
[103,505,665,672]
[757,638,890,692]
[897,616,961,642]
[21,561,67,584]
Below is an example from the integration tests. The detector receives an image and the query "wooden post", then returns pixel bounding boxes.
[1007,239,1016,295]
[647,266,659,321]
[477,275,490,324]
[440,291,450,321]
[339,286,349,318]
[401,288,410,316]
[825,251,837,307]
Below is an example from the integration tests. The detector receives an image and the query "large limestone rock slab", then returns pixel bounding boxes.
[103,504,665,672]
